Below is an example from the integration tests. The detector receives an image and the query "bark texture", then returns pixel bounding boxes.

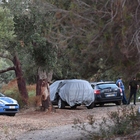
[36,68,54,112]
[13,55,28,105]
[0,54,28,105]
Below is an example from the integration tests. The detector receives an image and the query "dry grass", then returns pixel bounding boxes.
[1,79,36,92]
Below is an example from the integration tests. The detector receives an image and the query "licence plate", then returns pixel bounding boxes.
[105,93,116,97]
[9,106,15,109]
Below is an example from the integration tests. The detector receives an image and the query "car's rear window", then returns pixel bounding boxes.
[97,83,118,89]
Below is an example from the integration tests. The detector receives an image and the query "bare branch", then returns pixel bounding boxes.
[0,66,15,74]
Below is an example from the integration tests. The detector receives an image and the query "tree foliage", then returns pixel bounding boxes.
[44,0,140,81]
[0,3,29,104]
[0,6,15,43]
[2,0,140,84]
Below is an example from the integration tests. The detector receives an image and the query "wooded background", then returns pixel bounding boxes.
[0,0,140,104]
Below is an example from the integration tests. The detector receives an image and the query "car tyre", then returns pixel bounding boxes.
[71,105,77,109]
[7,113,16,116]
[100,103,104,107]
[87,102,94,109]
[58,97,65,109]
[116,100,121,105]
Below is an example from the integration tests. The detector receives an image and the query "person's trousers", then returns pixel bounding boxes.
[128,91,137,105]
[122,90,127,104]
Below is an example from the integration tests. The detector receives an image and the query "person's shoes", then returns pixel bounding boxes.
[134,104,136,106]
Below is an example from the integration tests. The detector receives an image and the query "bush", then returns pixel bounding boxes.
[73,105,140,139]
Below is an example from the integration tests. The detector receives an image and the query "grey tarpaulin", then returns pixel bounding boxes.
[50,79,94,107]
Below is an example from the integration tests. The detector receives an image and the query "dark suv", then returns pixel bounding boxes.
[90,81,123,106]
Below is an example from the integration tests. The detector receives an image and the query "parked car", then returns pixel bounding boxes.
[50,79,95,109]
[0,92,19,116]
[90,81,123,106]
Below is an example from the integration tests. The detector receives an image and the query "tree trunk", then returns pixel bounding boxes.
[36,74,41,96]
[35,74,42,107]
[13,55,28,105]
[36,67,55,112]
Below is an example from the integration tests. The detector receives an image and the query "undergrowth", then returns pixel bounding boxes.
[1,79,36,108]
[73,105,140,140]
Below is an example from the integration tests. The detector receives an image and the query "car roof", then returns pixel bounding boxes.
[90,81,115,85]
[53,79,89,83]
[50,79,90,87]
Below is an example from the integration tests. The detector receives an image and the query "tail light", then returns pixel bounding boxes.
[94,90,100,94]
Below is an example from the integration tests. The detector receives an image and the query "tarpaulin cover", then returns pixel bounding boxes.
[50,79,94,107]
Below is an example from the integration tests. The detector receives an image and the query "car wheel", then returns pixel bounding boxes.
[7,113,16,116]
[87,102,94,109]
[58,97,65,109]
[99,103,104,107]
[71,105,77,109]
[116,100,121,105]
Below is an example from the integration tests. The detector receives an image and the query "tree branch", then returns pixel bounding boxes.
[0,67,15,74]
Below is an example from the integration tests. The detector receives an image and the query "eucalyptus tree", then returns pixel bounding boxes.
[0,5,28,104]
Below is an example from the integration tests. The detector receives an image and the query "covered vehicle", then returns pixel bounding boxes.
[0,93,19,116]
[50,79,95,109]
[91,81,123,106]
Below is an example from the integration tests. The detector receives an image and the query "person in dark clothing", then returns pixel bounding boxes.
[128,77,139,105]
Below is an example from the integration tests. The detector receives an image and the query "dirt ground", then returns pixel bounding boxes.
[0,103,140,140]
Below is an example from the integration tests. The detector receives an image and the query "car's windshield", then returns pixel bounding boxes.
[97,84,117,89]
[0,93,5,97]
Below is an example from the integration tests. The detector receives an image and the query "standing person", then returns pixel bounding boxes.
[116,77,128,105]
[128,77,139,105]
